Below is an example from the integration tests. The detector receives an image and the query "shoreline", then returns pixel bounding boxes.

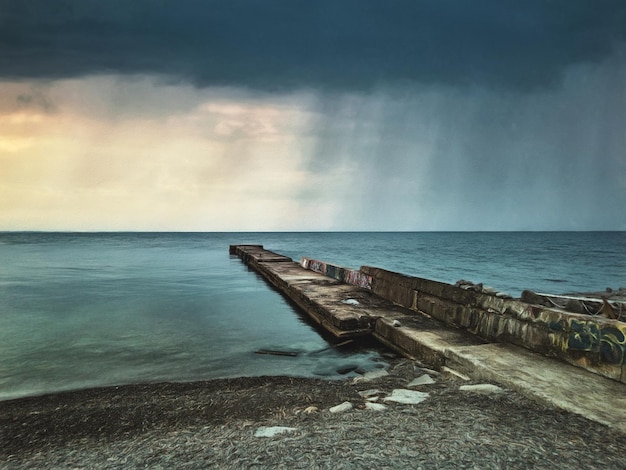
[1,375,359,456]
[3,360,625,469]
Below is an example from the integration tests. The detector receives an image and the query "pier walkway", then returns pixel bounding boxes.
[230,244,626,433]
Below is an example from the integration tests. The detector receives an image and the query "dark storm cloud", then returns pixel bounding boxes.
[1,0,625,91]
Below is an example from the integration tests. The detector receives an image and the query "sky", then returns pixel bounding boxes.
[1,0,625,231]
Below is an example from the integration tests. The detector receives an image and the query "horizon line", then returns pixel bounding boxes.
[1,230,625,234]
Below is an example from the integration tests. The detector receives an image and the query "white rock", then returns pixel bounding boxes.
[329,401,353,413]
[459,384,504,394]
[365,402,387,411]
[391,319,402,327]
[407,374,435,387]
[357,388,380,398]
[352,368,389,383]
[254,426,298,438]
[342,298,360,305]
[383,389,429,405]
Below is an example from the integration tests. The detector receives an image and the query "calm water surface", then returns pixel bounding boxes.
[1,232,624,400]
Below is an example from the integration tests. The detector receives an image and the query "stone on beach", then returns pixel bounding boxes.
[329,401,353,413]
[383,389,430,405]
[254,426,298,438]
[357,388,381,398]
[459,384,504,394]
[408,374,436,387]
[365,402,388,411]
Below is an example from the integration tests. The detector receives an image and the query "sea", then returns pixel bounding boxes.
[1,231,624,401]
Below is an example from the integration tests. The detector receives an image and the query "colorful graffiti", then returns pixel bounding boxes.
[565,319,625,365]
[301,257,372,290]
[326,264,344,281]
[345,269,372,289]
[309,260,327,275]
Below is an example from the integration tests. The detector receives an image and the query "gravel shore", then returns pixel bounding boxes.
[2,359,625,469]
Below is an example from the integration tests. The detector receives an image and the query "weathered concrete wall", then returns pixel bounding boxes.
[301,257,372,289]
[361,266,626,384]
[300,257,626,384]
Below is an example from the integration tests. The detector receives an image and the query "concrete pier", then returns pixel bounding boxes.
[230,244,626,433]
[229,245,377,337]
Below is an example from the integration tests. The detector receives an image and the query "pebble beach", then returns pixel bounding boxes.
[2,358,625,469]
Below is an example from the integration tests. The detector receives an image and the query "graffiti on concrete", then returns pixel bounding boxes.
[302,257,327,275]
[567,320,600,352]
[301,257,372,289]
[345,269,372,290]
[600,324,626,365]
[566,319,626,365]
[308,259,327,275]
[326,264,345,282]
